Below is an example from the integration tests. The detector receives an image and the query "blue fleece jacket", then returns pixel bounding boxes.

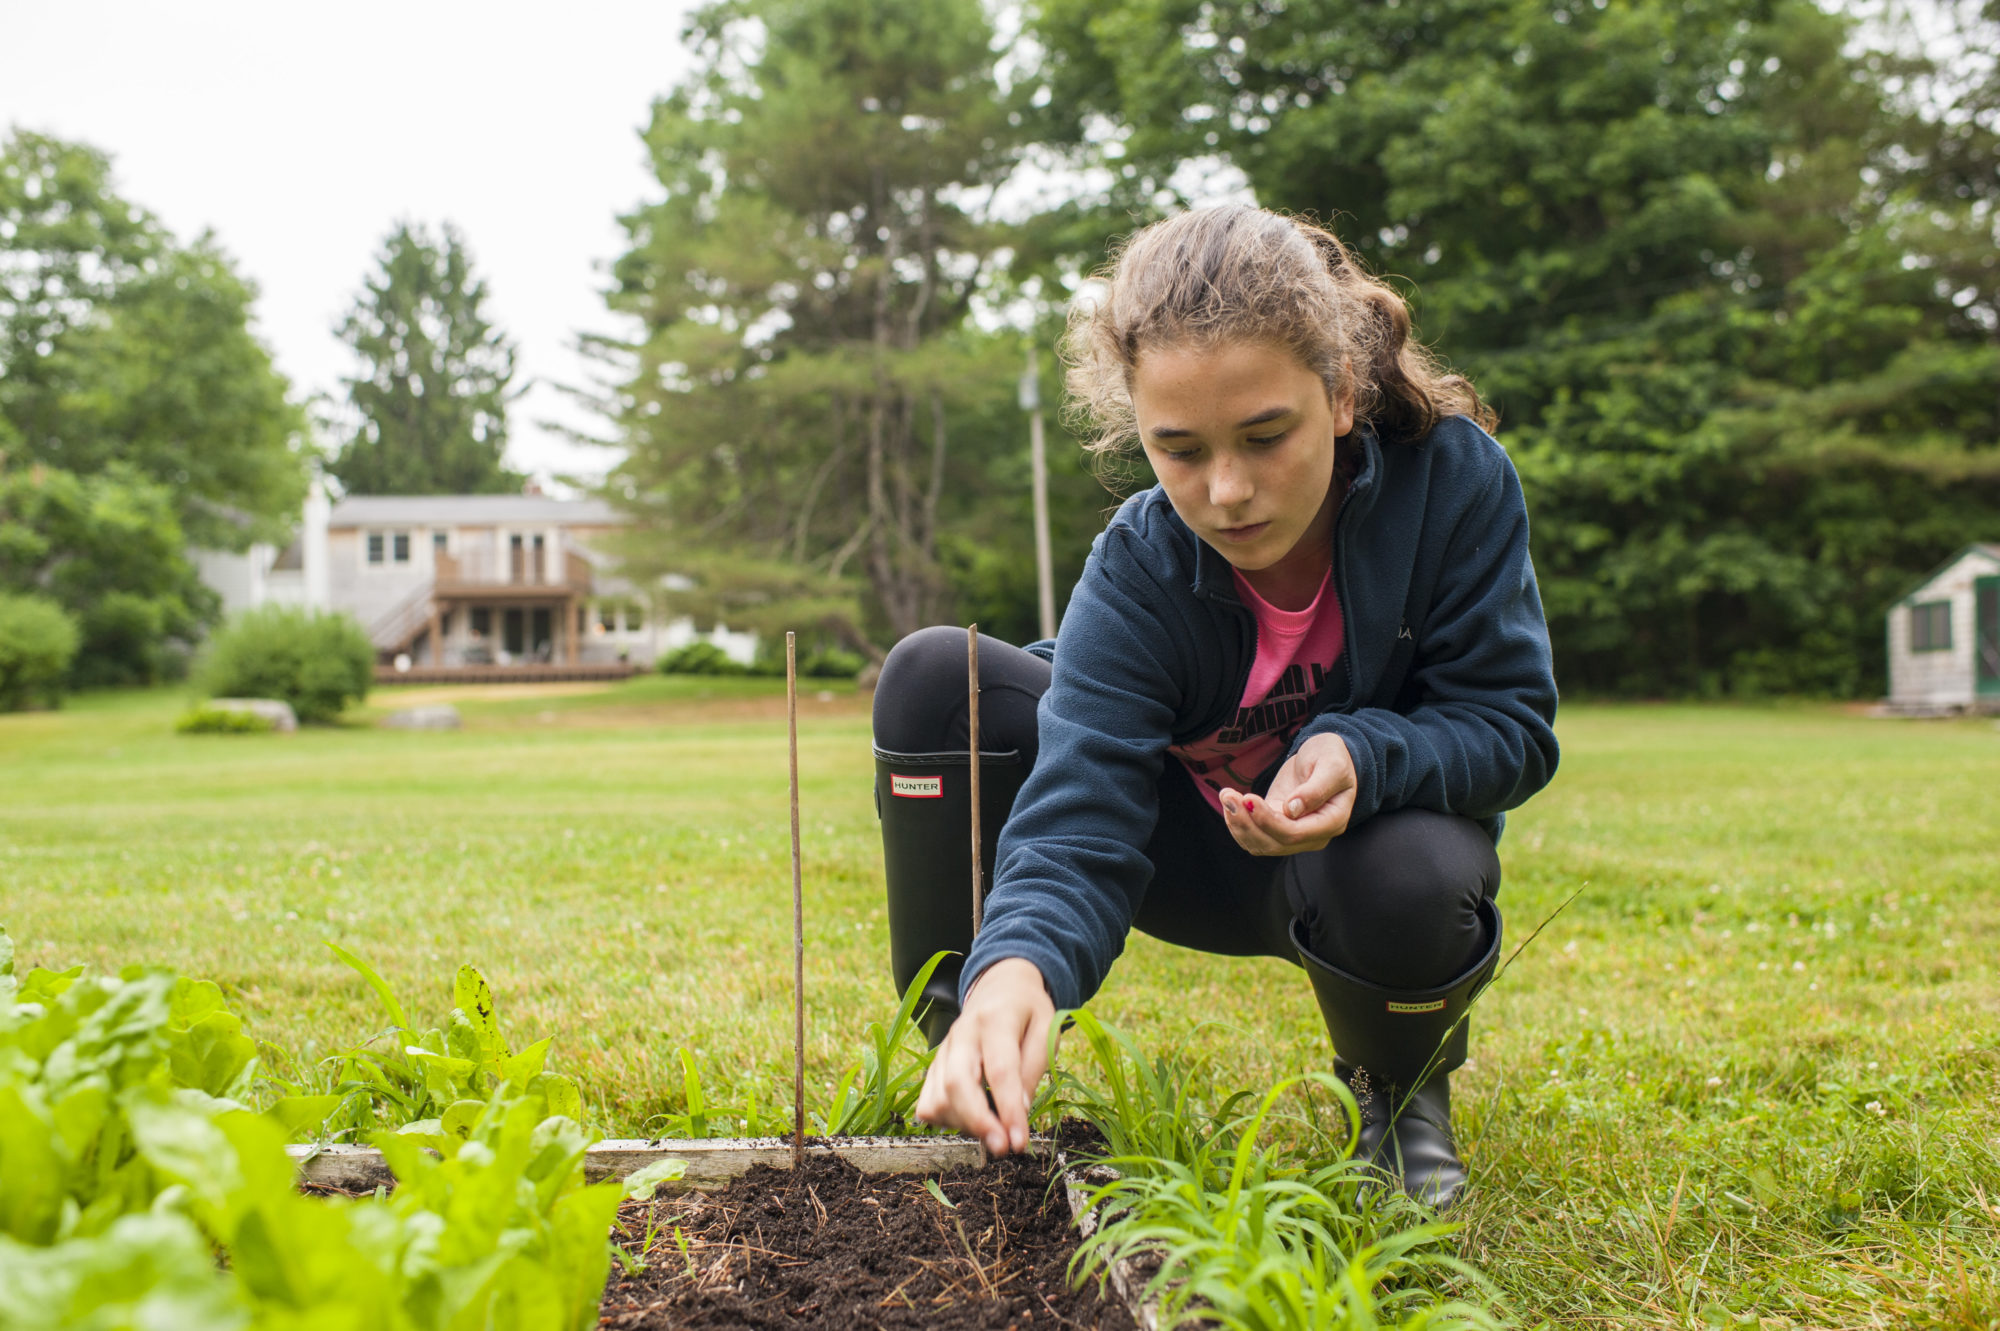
[961,415,1560,1011]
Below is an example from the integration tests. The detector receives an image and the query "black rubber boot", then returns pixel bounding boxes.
[875,747,1028,1045]
[1292,899,1502,1208]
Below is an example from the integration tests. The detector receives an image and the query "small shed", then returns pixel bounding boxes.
[1885,543,2000,714]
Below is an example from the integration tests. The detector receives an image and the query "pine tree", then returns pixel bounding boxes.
[329,222,522,495]
[605,0,1032,646]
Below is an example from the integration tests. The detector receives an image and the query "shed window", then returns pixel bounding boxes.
[366,532,385,564]
[1911,600,1952,652]
[392,531,411,563]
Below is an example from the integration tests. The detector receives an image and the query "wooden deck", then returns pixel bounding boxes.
[373,663,641,685]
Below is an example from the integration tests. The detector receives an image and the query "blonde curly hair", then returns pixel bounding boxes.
[1061,206,1493,464]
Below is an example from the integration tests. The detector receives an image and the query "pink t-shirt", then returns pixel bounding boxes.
[1168,565,1345,816]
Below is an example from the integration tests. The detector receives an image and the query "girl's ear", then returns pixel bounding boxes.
[1332,387,1356,438]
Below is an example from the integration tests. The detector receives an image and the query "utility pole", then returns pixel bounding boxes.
[1020,345,1056,641]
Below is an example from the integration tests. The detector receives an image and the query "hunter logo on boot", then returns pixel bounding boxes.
[890,774,943,798]
[1386,999,1447,1013]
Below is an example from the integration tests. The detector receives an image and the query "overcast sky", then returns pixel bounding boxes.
[3,0,701,485]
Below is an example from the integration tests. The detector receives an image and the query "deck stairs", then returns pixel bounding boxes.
[369,580,436,656]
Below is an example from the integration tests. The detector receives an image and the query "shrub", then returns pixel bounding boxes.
[175,704,276,735]
[0,594,81,711]
[801,646,865,679]
[656,640,748,676]
[195,605,372,723]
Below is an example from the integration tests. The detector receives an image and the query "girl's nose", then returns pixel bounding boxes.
[1209,458,1253,510]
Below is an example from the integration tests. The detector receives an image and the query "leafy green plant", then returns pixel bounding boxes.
[1043,1009,1286,1176]
[174,703,276,734]
[1067,1067,1495,1331]
[815,950,950,1137]
[0,927,627,1330]
[0,592,80,711]
[269,942,583,1141]
[194,604,373,723]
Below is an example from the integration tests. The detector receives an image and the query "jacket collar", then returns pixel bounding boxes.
[1187,426,1384,603]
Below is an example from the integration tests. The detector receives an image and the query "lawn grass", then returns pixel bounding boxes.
[2,681,1994,1328]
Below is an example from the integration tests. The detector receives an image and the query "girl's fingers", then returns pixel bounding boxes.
[980,1022,1028,1154]
[1224,785,1346,855]
[1221,792,1282,854]
[1020,1003,1054,1094]
[940,1031,1000,1143]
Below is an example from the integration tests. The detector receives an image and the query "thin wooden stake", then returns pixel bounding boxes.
[786,631,805,1167]
[967,625,982,937]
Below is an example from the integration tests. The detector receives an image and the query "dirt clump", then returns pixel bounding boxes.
[598,1150,1136,1330]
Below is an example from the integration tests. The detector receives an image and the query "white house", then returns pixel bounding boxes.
[193,485,756,676]
[1884,543,2000,715]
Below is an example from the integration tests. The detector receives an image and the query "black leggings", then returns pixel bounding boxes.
[874,627,1501,993]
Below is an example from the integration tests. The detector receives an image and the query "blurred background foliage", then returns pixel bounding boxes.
[3,0,1995,696]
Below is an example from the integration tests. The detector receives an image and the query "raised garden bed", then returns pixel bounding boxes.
[289,1134,1153,1329]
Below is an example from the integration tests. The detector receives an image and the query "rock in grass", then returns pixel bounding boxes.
[382,704,461,731]
[190,698,298,733]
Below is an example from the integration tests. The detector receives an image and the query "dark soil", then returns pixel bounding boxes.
[597,1148,1137,1331]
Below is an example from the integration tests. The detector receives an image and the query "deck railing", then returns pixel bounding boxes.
[435,549,591,589]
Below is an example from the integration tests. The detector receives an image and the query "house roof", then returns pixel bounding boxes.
[1891,542,2000,606]
[326,495,625,528]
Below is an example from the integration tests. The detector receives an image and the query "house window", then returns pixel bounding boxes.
[1911,600,1952,652]
[470,607,492,638]
[440,610,454,636]
[625,601,646,632]
[598,604,617,633]
[367,532,385,564]
[392,531,411,563]
[433,531,448,554]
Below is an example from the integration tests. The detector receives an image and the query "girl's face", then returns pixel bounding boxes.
[1130,340,1353,609]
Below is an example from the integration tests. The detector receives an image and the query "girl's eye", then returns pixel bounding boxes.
[1247,430,1288,447]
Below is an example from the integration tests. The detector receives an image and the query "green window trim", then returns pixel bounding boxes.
[1910,600,1952,653]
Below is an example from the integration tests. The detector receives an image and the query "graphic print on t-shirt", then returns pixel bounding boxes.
[1168,566,1345,815]
[1172,661,1333,796]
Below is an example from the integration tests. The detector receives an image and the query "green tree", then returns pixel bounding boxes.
[328,221,522,496]
[0,463,215,686]
[0,129,309,549]
[604,0,1034,647]
[1031,0,2000,695]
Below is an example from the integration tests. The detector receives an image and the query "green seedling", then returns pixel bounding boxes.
[1069,1073,1495,1331]
[815,950,951,1137]
[265,942,584,1142]
[624,1156,689,1201]
[645,1047,783,1138]
[1043,1009,1269,1180]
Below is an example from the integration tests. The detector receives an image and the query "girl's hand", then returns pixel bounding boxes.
[1219,733,1357,856]
[913,957,1054,1157]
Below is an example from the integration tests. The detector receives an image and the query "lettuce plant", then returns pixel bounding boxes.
[266,943,583,1142]
[0,928,633,1330]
